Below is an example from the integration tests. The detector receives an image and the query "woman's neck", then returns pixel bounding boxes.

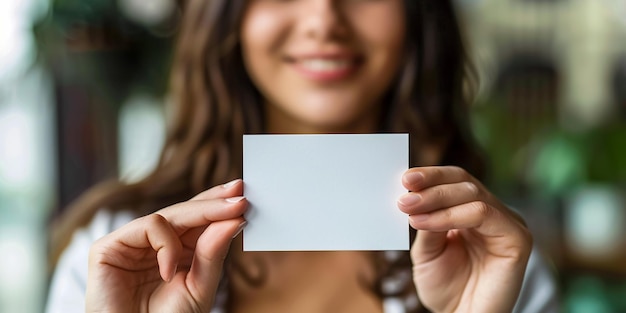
[264,103,381,134]
[229,250,383,313]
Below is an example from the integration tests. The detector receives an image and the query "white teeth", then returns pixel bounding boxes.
[300,59,351,72]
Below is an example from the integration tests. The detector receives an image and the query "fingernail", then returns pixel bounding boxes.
[226,196,245,203]
[233,221,247,238]
[398,193,422,207]
[223,179,241,189]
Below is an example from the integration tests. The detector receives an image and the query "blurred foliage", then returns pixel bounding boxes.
[564,276,626,313]
[42,0,124,28]
[31,0,175,106]
[472,100,626,199]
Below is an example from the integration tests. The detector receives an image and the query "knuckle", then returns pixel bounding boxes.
[449,165,465,176]
[449,165,473,181]
[441,208,457,229]
[471,201,491,218]
[510,234,533,262]
[145,212,169,226]
[421,167,440,182]
[433,167,445,179]
[140,213,173,233]
[464,181,480,197]
[434,186,448,200]
[443,207,454,221]
[448,165,463,172]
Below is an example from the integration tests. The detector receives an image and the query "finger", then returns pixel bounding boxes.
[408,201,527,240]
[186,218,246,305]
[397,181,481,215]
[190,179,243,201]
[157,196,248,233]
[94,214,183,282]
[402,166,475,191]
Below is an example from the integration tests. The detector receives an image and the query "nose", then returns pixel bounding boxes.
[301,0,349,40]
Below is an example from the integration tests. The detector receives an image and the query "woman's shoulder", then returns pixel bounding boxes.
[58,208,137,267]
[513,245,561,313]
[45,209,137,313]
[58,207,136,257]
[81,208,137,240]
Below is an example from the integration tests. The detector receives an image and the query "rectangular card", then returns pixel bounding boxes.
[243,134,409,251]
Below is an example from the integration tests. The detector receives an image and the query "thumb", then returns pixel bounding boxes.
[185,218,246,306]
[410,229,448,265]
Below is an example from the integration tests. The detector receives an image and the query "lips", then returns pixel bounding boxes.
[289,54,361,82]
[299,58,353,72]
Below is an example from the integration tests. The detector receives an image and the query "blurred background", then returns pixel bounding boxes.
[0,0,624,312]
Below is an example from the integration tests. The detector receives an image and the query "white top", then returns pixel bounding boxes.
[46,209,560,313]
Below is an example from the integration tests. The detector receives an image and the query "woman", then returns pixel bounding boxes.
[47,0,559,312]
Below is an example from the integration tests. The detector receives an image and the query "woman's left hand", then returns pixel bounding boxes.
[397,166,532,313]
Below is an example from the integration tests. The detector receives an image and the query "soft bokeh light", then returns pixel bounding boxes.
[0,1,32,82]
[0,1,54,313]
[0,227,46,313]
[117,0,176,27]
[118,93,166,182]
[565,186,624,258]
[0,109,37,187]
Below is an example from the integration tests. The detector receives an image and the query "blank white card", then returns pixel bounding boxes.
[243,134,409,251]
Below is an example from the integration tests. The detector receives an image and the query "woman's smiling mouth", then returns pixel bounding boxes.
[290,55,362,82]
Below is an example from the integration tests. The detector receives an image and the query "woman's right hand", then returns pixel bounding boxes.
[85,179,248,313]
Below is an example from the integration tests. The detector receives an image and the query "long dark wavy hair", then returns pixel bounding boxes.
[50,0,484,312]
